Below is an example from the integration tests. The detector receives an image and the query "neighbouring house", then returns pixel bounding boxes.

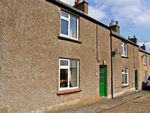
[139,44,150,90]
[110,22,139,97]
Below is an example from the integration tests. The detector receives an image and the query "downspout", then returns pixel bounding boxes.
[96,24,99,62]
[133,46,136,68]
[110,29,113,99]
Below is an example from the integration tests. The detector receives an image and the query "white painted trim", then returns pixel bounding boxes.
[59,58,79,91]
[60,10,78,40]
[122,68,129,85]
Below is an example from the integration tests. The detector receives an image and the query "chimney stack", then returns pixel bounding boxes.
[141,44,146,50]
[128,35,137,44]
[74,0,89,14]
[109,21,120,34]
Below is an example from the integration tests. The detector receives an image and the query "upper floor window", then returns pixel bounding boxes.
[121,42,127,56]
[60,11,78,40]
[143,54,146,65]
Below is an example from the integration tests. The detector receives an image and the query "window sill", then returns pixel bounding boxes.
[121,85,129,88]
[121,56,128,59]
[57,89,82,95]
[58,36,82,44]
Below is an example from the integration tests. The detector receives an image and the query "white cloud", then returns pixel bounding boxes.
[60,0,108,20]
[93,0,150,26]
[88,5,108,20]
[93,0,140,5]
[60,0,74,6]
[138,42,150,49]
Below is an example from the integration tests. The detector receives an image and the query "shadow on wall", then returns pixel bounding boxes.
[142,82,150,91]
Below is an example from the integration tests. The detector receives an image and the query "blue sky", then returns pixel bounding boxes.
[61,0,150,52]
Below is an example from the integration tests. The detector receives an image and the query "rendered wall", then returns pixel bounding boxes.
[0,0,111,112]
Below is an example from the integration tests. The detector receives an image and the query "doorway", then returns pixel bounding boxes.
[135,70,138,90]
[99,65,107,96]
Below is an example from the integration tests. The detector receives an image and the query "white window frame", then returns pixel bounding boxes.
[122,68,129,85]
[121,42,127,57]
[59,59,79,91]
[60,11,79,40]
[143,54,146,65]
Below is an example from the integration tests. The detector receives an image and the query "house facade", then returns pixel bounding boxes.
[0,0,149,112]
[1,0,112,112]
[109,23,139,98]
[139,45,150,90]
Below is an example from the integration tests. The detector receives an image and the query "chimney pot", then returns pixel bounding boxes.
[128,36,130,39]
[109,23,113,26]
[77,0,80,4]
[128,35,137,44]
[83,0,86,1]
[134,35,136,38]
[75,1,77,5]
[116,21,118,26]
[141,44,146,50]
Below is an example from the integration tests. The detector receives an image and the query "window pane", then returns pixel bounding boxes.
[60,69,68,88]
[61,19,68,35]
[61,11,68,18]
[60,60,68,66]
[100,73,103,77]
[144,71,147,81]
[124,44,127,55]
[144,56,146,64]
[121,42,123,46]
[70,16,77,38]
[100,78,103,83]
[122,74,125,84]
[125,74,127,84]
[70,60,77,87]
[125,69,128,73]
[122,68,124,73]
[121,46,123,55]
[100,68,103,73]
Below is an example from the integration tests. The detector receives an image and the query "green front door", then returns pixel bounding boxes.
[135,70,138,90]
[99,65,107,96]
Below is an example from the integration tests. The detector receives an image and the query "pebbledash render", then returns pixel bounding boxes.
[0,0,149,112]
[110,23,139,97]
[1,0,111,112]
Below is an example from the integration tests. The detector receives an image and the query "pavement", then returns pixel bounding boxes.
[50,89,150,113]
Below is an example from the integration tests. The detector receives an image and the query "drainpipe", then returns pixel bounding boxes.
[110,29,113,99]
[96,24,99,62]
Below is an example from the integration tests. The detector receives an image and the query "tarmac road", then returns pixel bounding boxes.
[100,92,150,113]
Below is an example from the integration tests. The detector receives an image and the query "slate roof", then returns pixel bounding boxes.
[139,47,150,55]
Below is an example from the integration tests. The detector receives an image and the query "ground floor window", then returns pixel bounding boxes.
[122,68,128,85]
[144,71,147,82]
[59,59,79,91]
